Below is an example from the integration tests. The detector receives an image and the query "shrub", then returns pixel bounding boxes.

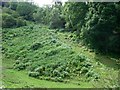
[28,63,39,71]
[2,13,16,28]
[82,62,92,68]
[30,42,43,50]
[53,70,60,77]
[15,60,20,64]
[80,67,89,74]
[65,67,70,72]
[16,17,26,27]
[9,2,18,10]
[56,77,64,82]
[44,49,58,57]
[34,66,45,74]
[75,54,87,62]
[93,73,100,80]
[33,8,45,23]
[63,71,69,78]
[86,70,94,77]
[2,13,26,28]
[71,60,79,67]
[28,71,39,78]
[14,63,26,70]
[50,39,57,43]
[2,7,19,18]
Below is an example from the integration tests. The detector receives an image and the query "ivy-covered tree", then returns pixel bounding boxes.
[63,2,88,36]
[81,2,120,53]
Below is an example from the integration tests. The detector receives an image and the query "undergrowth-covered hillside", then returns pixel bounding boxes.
[2,24,119,88]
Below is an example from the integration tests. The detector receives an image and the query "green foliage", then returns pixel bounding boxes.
[2,13,16,28]
[62,2,120,54]
[2,7,19,18]
[34,66,45,74]
[2,7,26,28]
[81,3,120,53]
[9,2,18,10]
[44,48,58,57]
[49,5,65,29]
[33,3,65,29]
[1,2,10,7]
[2,1,120,87]
[2,1,120,54]
[33,8,46,23]
[28,71,40,78]
[16,2,36,20]
[16,17,26,27]
[63,2,88,33]
[2,24,99,82]
[30,42,43,50]
[14,63,26,71]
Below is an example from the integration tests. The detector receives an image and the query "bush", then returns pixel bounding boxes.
[2,13,16,28]
[53,70,61,77]
[34,66,45,75]
[33,8,45,23]
[16,17,26,27]
[2,7,19,18]
[9,2,18,10]
[30,42,43,50]
[82,61,92,68]
[80,67,89,74]
[86,70,94,77]
[44,49,58,57]
[75,54,86,62]
[14,63,26,70]
[56,77,64,82]
[28,71,40,78]
[15,60,20,64]
[50,39,57,44]
[62,71,69,78]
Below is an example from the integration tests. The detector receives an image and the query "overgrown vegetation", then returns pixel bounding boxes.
[2,1,120,54]
[32,1,120,54]
[2,24,119,88]
[2,24,99,82]
[2,1,120,88]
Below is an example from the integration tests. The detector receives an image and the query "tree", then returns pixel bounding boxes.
[49,1,65,29]
[16,2,37,20]
[81,2,120,53]
[63,2,88,34]
[33,8,45,23]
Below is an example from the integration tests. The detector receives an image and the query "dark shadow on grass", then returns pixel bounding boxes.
[95,54,120,70]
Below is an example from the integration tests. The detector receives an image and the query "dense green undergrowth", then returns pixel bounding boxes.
[2,24,98,81]
[2,24,119,88]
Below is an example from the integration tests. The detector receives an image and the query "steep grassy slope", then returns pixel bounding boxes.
[2,24,119,88]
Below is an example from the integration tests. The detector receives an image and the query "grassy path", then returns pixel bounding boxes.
[57,32,119,69]
[3,69,93,88]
